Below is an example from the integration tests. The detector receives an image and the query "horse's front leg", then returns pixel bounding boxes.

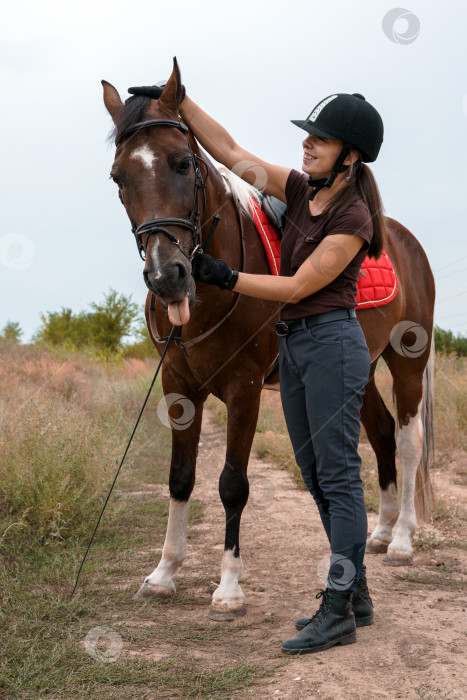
[209,388,261,621]
[135,391,204,599]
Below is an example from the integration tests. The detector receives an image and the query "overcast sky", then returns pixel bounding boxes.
[2,0,467,341]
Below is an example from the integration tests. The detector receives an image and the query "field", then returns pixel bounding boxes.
[0,344,466,699]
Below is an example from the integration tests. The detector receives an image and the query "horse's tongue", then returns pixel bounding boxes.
[168,294,190,326]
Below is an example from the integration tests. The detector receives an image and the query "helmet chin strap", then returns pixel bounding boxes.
[308,143,352,201]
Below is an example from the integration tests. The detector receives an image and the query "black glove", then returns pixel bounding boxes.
[192,253,238,290]
[128,82,186,102]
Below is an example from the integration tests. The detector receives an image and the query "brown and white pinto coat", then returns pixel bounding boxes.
[102,59,435,619]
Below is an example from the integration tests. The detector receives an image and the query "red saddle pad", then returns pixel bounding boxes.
[356,251,398,308]
[249,196,398,309]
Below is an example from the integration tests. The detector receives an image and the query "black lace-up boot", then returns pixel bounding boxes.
[282,588,356,655]
[295,577,374,631]
[350,576,374,626]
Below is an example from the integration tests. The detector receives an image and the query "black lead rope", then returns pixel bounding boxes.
[69,324,179,600]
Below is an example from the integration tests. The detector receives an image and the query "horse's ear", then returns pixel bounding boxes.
[102,80,123,122]
[150,57,182,116]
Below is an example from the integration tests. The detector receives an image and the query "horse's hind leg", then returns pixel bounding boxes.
[135,390,204,599]
[209,388,261,621]
[361,361,399,554]
[383,346,428,566]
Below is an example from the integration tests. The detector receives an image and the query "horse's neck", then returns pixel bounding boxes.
[185,147,246,277]
[189,132,258,219]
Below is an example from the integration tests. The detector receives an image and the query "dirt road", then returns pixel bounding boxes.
[130,409,466,699]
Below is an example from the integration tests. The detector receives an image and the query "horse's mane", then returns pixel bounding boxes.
[217,166,261,217]
[108,95,261,218]
[108,95,150,144]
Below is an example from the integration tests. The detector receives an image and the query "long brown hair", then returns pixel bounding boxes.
[322,157,386,259]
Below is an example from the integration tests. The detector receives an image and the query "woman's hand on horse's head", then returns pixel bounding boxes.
[128,83,186,102]
[192,253,237,290]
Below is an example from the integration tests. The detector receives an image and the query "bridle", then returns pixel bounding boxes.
[115,114,238,355]
[115,118,209,262]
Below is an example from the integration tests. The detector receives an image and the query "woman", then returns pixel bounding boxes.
[182,90,385,654]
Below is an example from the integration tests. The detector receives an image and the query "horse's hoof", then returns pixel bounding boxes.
[208,605,246,622]
[366,539,390,554]
[134,581,175,600]
[383,552,414,567]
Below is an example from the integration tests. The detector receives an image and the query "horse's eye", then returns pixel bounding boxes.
[178,159,192,173]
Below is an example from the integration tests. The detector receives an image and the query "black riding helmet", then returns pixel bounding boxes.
[291,93,384,199]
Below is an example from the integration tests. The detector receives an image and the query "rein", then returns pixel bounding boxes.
[116,118,209,262]
[70,324,179,599]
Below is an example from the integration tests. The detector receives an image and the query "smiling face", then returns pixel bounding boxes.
[301,133,345,179]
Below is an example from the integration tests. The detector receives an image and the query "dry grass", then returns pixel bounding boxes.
[433,354,467,454]
[0,345,277,699]
[0,345,166,545]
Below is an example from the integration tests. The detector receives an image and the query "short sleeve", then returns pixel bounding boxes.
[325,200,373,251]
[285,169,309,214]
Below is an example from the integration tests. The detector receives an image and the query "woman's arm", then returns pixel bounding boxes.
[180,96,290,201]
[233,234,366,303]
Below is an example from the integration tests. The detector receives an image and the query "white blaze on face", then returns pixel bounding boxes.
[149,236,162,273]
[130,144,157,173]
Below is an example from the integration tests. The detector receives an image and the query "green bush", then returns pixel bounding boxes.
[123,319,158,359]
[434,325,467,356]
[34,289,140,354]
[0,321,23,344]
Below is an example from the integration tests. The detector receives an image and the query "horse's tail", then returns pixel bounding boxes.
[415,335,435,522]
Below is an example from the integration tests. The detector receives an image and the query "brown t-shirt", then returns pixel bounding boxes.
[280,169,373,320]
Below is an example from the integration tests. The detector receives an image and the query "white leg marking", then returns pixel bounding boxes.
[387,409,423,564]
[368,482,399,549]
[135,499,189,598]
[130,144,157,173]
[210,548,246,614]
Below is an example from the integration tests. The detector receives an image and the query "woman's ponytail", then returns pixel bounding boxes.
[322,157,387,259]
[356,162,386,259]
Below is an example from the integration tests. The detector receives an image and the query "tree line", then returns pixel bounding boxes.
[1,292,467,358]
[0,290,155,358]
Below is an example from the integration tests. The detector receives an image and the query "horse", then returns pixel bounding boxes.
[102,59,435,620]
